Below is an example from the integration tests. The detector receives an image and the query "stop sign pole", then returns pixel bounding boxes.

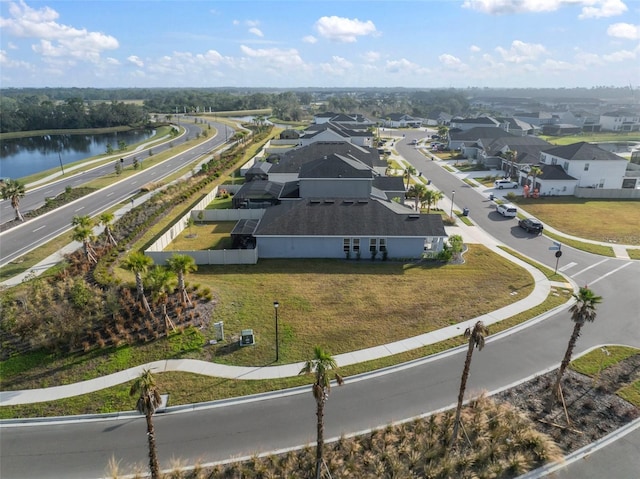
[549,242,563,274]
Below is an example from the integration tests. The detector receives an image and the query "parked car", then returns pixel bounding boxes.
[496,203,518,217]
[494,179,519,189]
[518,218,544,234]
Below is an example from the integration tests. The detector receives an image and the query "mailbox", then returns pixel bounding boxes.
[240,329,255,346]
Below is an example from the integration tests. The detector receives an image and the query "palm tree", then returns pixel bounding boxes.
[299,346,344,479]
[145,266,177,331]
[1,179,26,221]
[407,183,427,211]
[129,369,162,479]
[529,165,543,190]
[551,286,602,402]
[122,252,154,314]
[166,254,198,307]
[451,320,489,448]
[504,149,518,178]
[422,188,444,214]
[99,212,118,247]
[403,165,417,190]
[71,216,97,264]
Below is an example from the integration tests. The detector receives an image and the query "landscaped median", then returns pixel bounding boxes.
[0,245,574,418]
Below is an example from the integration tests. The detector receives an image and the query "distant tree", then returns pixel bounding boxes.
[407,183,427,211]
[129,369,162,479]
[403,165,417,189]
[1,179,26,221]
[98,212,117,247]
[106,143,114,155]
[451,320,489,449]
[118,140,127,151]
[421,188,444,214]
[114,161,122,175]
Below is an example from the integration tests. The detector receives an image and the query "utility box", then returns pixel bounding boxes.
[240,329,255,347]
[213,321,224,341]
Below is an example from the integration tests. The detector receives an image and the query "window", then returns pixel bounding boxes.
[584,163,590,171]
[370,238,377,252]
[353,238,360,253]
[551,157,557,165]
[424,238,433,251]
[379,238,386,252]
[563,161,569,171]
[343,238,350,253]
[599,178,605,188]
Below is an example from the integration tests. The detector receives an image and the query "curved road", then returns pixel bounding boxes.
[1,132,639,479]
[0,118,233,267]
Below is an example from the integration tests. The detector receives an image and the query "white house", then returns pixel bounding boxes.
[599,111,640,132]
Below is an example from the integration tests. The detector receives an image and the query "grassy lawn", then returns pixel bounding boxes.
[515,197,640,245]
[540,132,640,145]
[570,345,640,407]
[167,222,235,250]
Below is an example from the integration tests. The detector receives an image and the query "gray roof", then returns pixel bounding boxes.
[234,180,283,200]
[254,198,447,237]
[449,127,515,142]
[539,164,576,181]
[485,136,552,160]
[544,142,624,162]
[299,154,374,179]
[372,176,405,192]
[268,141,384,173]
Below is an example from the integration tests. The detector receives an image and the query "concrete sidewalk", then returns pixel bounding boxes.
[0,217,558,406]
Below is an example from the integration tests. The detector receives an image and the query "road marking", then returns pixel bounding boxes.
[589,261,633,286]
[558,261,577,272]
[572,258,609,277]
[33,225,46,232]
[131,181,137,185]
[106,192,114,197]
[74,206,84,212]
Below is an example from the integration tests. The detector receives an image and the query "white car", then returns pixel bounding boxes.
[496,203,518,217]
[494,179,519,189]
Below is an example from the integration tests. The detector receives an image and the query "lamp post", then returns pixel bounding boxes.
[450,190,455,218]
[273,301,279,362]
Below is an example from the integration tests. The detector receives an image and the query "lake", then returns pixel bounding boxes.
[0,129,155,180]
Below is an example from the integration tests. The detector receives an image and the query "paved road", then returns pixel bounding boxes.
[0,119,231,267]
[1,130,638,478]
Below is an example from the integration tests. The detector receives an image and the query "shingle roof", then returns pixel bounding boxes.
[539,164,576,180]
[234,180,283,199]
[449,127,515,141]
[254,199,447,237]
[269,141,384,173]
[299,154,374,179]
[544,142,624,162]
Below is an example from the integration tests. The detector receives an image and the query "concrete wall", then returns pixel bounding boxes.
[146,248,258,266]
[574,187,640,199]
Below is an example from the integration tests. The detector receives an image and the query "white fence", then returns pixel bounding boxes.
[574,187,640,199]
[144,185,265,265]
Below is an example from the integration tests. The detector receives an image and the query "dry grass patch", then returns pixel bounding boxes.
[515,198,640,245]
[167,222,235,250]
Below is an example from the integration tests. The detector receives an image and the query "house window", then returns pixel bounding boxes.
[584,163,590,171]
[379,238,386,252]
[551,158,557,165]
[563,161,569,171]
[599,178,605,188]
[370,238,377,252]
[424,238,433,251]
[343,238,350,253]
[353,238,360,253]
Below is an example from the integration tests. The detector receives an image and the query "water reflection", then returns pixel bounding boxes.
[0,129,154,179]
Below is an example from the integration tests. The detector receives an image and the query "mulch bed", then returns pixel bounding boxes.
[495,354,640,455]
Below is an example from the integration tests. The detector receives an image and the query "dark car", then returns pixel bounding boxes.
[518,218,544,234]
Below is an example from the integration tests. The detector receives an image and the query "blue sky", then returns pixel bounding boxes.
[1,0,638,89]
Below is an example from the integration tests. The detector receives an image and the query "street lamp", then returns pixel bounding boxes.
[273,301,279,362]
[450,190,455,218]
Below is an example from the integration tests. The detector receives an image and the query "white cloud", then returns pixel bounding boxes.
[246,20,260,27]
[240,45,305,68]
[384,58,425,74]
[303,35,317,44]
[463,0,627,18]
[439,53,463,67]
[496,40,547,63]
[0,0,118,63]
[607,22,640,40]
[127,55,144,67]
[574,50,604,66]
[362,50,380,62]
[541,59,576,71]
[314,16,377,43]
[603,48,636,62]
[319,55,353,75]
[470,45,481,52]
[0,48,32,69]
[249,27,264,37]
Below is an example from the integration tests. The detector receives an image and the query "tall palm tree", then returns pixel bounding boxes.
[551,286,602,401]
[145,266,177,331]
[504,149,518,178]
[451,320,489,448]
[403,165,417,190]
[98,211,118,247]
[422,188,444,214]
[72,224,98,264]
[1,178,26,221]
[407,183,427,211]
[299,346,344,479]
[122,252,154,314]
[166,254,198,307]
[529,165,543,190]
[129,369,162,479]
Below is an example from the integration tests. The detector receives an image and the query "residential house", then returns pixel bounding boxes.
[449,116,501,131]
[383,113,422,128]
[599,111,640,132]
[299,122,373,148]
[519,142,630,195]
